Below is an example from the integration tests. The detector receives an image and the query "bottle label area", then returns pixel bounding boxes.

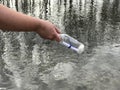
[59,34,84,54]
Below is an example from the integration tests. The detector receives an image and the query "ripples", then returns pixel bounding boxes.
[0,0,120,90]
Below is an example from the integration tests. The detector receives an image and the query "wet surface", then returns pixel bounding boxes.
[0,0,120,90]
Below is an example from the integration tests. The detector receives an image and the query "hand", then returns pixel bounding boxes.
[36,20,61,42]
[0,4,61,42]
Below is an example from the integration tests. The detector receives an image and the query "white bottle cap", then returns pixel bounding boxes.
[77,43,84,54]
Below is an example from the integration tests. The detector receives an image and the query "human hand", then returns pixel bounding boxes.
[36,20,61,42]
[0,4,61,42]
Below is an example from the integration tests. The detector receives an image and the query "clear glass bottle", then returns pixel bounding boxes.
[59,34,84,54]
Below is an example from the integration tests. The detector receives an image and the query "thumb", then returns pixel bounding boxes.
[54,33,61,42]
[55,27,61,34]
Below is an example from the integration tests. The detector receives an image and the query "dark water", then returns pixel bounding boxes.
[0,0,120,90]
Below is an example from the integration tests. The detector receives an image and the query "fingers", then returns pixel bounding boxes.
[55,27,61,42]
[49,32,61,42]
[49,28,61,42]
[52,26,61,42]
[55,27,61,34]
[54,34,61,42]
[37,20,61,42]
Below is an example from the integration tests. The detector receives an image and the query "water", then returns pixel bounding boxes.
[0,0,120,90]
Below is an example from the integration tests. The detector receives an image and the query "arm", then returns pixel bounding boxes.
[0,4,61,41]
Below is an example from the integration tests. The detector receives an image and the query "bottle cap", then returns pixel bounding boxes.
[77,43,84,54]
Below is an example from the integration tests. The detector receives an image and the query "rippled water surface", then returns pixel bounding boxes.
[0,0,120,90]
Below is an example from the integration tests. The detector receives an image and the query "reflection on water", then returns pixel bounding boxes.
[0,0,120,90]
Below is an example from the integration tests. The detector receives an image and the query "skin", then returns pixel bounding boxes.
[0,4,61,42]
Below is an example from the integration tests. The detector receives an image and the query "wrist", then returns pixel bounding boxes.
[35,19,46,33]
[31,18,42,33]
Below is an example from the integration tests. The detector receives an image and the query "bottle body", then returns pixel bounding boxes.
[59,34,84,54]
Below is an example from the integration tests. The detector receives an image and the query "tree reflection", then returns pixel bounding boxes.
[109,0,120,43]
[21,0,30,14]
[86,0,97,50]
[63,0,75,36]
[99,0,110,44]
[43,0,48,20]
[110,0,120,23]
[63,0,86,40]
[79,0,82,12]
[99,0,120,43]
